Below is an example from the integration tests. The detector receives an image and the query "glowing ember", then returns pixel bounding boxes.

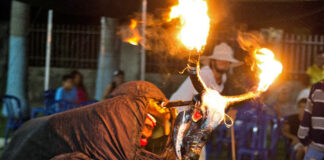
[168,0,210,51]
[124,19,141,45]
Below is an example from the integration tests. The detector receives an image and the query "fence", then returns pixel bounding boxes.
[279,34,324,76]
[28,24,101,69]
[27,24,324,76]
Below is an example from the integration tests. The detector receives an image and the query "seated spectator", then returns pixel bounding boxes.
[102,70,125,99]
[282,99,307,160]
[55,74,77,103]
[70,70,87,103]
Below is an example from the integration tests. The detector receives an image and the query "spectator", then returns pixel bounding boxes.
[298,80,324,160]
[70,70,87,103]
[282,98,307,160]
[55,74,78,103]
[306,52,324,85]
[102,70,125,99]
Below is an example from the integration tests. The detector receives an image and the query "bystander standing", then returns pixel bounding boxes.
[298,80,324,160]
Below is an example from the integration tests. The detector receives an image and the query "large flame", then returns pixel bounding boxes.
[124,19,141,45]
[168,0,210,51]
[254,48,283,92]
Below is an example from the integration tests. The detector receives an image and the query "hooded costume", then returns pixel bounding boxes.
[1,81,175,160]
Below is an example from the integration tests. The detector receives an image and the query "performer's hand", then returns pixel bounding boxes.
[147,99,175,136]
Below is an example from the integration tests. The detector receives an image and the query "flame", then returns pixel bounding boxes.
[168,0,210,51]
[254,48,283,92]
[124,19,141,45]
[225,48,283,101]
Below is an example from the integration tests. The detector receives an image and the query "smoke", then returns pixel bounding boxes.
[237,31,265,78]
[237,31,264,53]
[118,13,191,58]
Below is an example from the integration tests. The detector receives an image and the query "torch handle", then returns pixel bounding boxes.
[162,100,194,108]
[187,54,205,93]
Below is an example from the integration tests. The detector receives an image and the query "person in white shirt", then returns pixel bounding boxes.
[170,42,241,160]
[170,42,241,111]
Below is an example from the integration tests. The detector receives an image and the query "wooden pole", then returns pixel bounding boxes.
[231,126,236,160]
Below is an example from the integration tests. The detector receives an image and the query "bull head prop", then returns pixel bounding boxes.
[165,55,224,160]
[173,95,212,160]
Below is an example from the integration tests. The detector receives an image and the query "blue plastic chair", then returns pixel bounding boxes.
[53,100,77,113]
[31,89,56,118]
[210,124,232,160]
[2,95,24,146]
[207,101,259,160]
[78,100,98,107]
[237,113,280,160]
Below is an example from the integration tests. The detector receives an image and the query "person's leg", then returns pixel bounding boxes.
[304,146,324,160]
[295,146,305,160]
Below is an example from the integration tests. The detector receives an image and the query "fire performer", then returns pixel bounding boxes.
[0,81,176,160]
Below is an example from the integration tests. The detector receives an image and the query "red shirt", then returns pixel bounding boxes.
[77,88,87,103]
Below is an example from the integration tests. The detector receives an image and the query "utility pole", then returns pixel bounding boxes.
[94,17,119,100]
[44,10,53,91]
[5,0,30,118]
[140,0,147,80]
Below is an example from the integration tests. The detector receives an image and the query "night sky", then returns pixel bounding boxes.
[1,0,324,34]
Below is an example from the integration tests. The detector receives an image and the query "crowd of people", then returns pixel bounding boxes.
[1,42,324,160]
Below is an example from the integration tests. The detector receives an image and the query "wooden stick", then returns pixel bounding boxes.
[231,125,236,160]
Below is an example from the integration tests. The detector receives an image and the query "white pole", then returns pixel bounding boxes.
[140,0,147,80]
[44,9,53,90]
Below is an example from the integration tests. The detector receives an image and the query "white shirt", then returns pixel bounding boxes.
[170,66,227,112]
